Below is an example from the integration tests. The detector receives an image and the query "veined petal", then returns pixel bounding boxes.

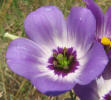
[24,6,66,48]
[74,81,99,100]
[76,42,108,85]
[6,38,76,96]
[97,76,111,100]
[67,7,96,58]
[104,7,111,37]
[74,76,111,100]
[6,38,51,80]
[83,0,104,38]
[74,73,111,100]
[31,74,76,96]
[74,51,111,100]
[102,61,111,80]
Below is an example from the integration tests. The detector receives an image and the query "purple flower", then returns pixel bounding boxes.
[6,6,108,96]
[73,0,111,99]
[74,61,111,100]
[83,0,111,57]
[83,0,111,43]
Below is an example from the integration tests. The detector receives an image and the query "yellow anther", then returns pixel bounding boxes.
[101,36,111,46]
[110,42,111,47]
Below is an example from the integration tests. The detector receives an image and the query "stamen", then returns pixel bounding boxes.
[64,66,69,70]
[52,48,74,70]
[48,47,79,76]
[101,36,111,46]
[63,47,67,55]
[53,52,57,57]
[69,55,74,61]
[53,60,57,66]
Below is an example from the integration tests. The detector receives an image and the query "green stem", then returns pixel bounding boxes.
[74,93,76,100]
[69,90,76,100]
[4,32,20,40]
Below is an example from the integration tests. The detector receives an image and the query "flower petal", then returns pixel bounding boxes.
[30,43,107,96]
[74,76,111,100]
[67,7,96,58]
[83,0,104,38]
[96,76,111,99]
[6,38,51,80]
[102,61,111,80]
[6,38,76,96]
[76,42,108,85]
[74,51,110,100]
[31,75,76,96]
[104,7,111,37]
[24,6,66,47]
[74,81,99,100]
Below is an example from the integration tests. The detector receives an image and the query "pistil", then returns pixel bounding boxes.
[52,48,74,70]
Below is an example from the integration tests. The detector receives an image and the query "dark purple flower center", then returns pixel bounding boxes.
[48,47,79,76]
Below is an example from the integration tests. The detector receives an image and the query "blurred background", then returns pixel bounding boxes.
[0,0,111,100]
